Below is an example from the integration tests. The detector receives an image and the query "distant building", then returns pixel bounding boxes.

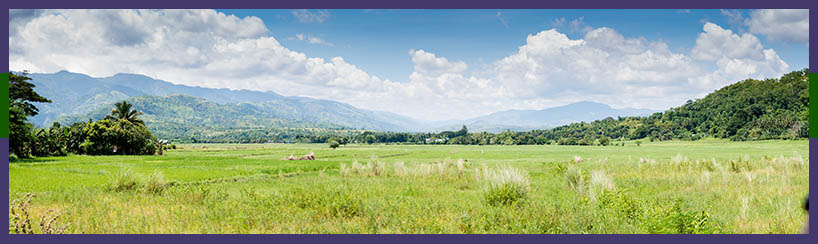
[425,138,448,144]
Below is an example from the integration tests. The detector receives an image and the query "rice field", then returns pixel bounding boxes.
[8,139,810,234]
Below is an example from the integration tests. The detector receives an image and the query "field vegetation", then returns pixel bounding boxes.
[8,140,808,234]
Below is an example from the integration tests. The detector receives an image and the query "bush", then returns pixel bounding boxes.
[642,199,721,234]
[328,140,340,149]
[598,136,610,146]
[481,166,530,206]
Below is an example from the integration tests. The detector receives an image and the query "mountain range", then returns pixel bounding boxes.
[27,71,657,133]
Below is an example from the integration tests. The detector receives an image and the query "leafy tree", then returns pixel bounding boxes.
[79,119,156,155]
[9,71,52,158]
[105,101,144,125]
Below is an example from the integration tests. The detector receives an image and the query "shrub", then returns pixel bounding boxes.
[598,136,610,146]
[106,167,141,192]
[642,199,721,234]
[328,140,340,149]
[481,166,530,206]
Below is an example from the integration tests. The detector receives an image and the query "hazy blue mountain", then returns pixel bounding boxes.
[27,71,424,131]
[27,71,656,133]
[435,101,658,132]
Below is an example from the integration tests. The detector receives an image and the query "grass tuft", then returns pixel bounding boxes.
[480,166,530,206]
[106,167,141,192]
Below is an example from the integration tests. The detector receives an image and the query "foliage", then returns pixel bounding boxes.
[104,101,145,125]
[80,119,157,155]
[9,71,52,158]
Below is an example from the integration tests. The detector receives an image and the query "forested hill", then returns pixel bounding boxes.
[535,69,809,143]
[57,95,363,142]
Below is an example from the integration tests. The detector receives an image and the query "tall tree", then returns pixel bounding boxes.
[105,101,145,125]
[9,71,51,158]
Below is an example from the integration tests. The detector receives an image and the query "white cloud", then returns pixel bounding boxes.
[9,10,383,91]
[745,9,809,43]
[8,10,797,122]
[689,22,789,90]
[291,9,330,23]
[691,22,764,61]
[493,27,701,101]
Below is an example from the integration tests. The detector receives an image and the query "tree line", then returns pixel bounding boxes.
[10,72,159,159]
[9,68,808,159]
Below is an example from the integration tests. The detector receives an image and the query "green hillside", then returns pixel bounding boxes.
[58,95,362,143]
[522,68,809,143]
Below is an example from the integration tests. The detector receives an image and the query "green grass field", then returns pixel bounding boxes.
[8,139,809,234]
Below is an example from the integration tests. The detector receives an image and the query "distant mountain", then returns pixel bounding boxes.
[27,71,424,131]
[436,101,658,132]
[27,71,657,134]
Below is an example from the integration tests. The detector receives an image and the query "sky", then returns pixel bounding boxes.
[8,9,810,121]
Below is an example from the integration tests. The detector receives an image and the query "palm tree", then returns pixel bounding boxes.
[105,101,145,125]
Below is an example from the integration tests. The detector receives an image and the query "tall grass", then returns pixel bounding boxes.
[8,141,809,234]
[479,166,530,206]
[106,167,140,192]
[145,170,168,195]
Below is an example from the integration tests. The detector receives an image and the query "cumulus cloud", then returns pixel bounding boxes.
[689,22,789,90]
[691,22,764,61]
[9,9,384,91]
[291,9,330,23]
[494,27,701,102]
[8,10,796,121]
[745,9,808,43]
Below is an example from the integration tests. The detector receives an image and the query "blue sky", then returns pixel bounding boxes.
[218,9,808,83]
[8,9,810,121]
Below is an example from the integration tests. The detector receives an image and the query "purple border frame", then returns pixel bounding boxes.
[2,0,816,243]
